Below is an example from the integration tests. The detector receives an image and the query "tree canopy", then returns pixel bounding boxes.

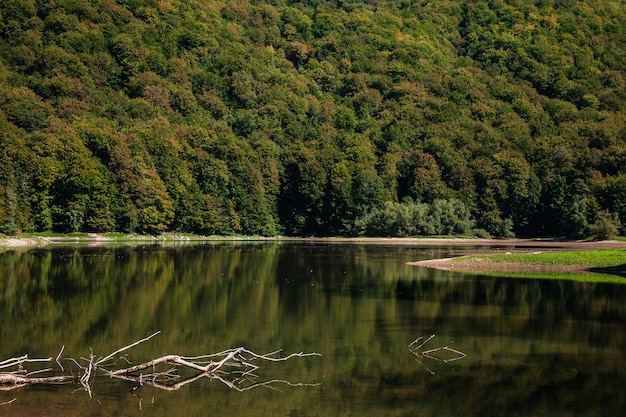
[1,0,625,237]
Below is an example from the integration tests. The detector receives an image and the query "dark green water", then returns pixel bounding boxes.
[1,242,625,417]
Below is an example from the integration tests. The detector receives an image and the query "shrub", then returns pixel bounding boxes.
[589,210,620,240]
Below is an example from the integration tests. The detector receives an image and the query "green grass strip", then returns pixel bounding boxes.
[464,248,626,268]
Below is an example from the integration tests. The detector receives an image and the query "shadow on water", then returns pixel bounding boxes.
[589,263,626,277]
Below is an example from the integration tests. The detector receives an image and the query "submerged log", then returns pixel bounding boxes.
[0,373,73,389]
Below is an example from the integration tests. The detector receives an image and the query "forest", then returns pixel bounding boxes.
[0,0,625,238]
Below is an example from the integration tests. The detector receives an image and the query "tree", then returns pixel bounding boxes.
[107,134,174,234]
[493,151,540,235]
[0,87,51,132]
[595,175,626,235]
[589,210,620,240]
[326,162,353,234]
[0,0,625,238]
[279,145,327,235]
[428,199,474,236]
[398,150,450,203]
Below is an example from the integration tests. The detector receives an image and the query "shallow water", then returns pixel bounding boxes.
[1,242,625,416]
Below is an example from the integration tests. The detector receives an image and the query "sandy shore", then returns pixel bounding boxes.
[2,235,626,249]
[297,237,626,249]
[0,238,45,247]
[408,257,597,273]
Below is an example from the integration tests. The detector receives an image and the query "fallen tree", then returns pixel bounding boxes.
[0,331,321,397]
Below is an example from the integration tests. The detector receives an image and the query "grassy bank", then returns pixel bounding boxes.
[411,248,626,283]
[465,248,626,268]
[453,249,626,283]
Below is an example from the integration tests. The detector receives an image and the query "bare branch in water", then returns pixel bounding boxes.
[409,335,467,374]
[0,332,321,400]
[95,331,162,367]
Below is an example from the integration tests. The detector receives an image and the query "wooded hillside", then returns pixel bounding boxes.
[1,0,625,237]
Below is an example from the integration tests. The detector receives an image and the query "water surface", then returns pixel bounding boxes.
[1,242,625,416]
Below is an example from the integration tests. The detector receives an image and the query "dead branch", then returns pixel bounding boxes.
[0,355,53,370]
[95,331,162,367]
[0,373,74,388]
[408,334,467,374]
[112,370,319,393]
[0,332,321,398]
[105,347,320,378]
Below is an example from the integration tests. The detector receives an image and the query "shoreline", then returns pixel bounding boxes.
[2,235,626,249]
[2,235,624,275]
[407,257,597,274]
[293,237,626,249]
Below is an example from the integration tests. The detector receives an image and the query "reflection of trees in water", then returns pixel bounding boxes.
[1,244,625,416]
[2,245,626,347]
[0,244,283,355]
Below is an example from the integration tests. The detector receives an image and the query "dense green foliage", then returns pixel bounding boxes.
[0,0,625,237]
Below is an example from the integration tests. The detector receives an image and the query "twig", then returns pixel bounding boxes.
[56,345,65,372]
[0,356,27,369]
[408,335,467,373]
[26,368,53,377]
[441,346,467,362]
[95,331,161,367]
[409,334,436,351]
[411,356,436,375]
[0,356,52,370]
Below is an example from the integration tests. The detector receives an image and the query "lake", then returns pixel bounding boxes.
[1,241,625,416]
